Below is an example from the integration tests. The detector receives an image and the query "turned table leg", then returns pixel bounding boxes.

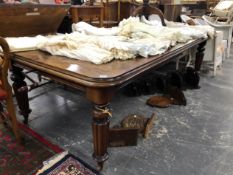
[11,65,31,124]
[86,87,114,170]
[195,41,206,72]
[92,103,111,170]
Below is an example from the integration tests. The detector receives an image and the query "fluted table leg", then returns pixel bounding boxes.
[92,103,111,170]
[86,87,114,170]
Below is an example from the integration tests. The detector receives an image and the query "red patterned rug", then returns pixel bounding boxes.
[0,123,99,175]
[0,123,62,175]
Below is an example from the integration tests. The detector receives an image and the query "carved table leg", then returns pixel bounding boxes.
[86,87,114,170]
[11,65,31,124]
[195,41,206,72]
[92,103,111,170]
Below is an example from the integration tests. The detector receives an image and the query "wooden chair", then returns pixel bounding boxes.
[0,4,69,125]
[131,0,166,26]
[131,1,199,73]
[0,37,21,141]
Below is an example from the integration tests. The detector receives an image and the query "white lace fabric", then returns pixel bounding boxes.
[3,16,210,64]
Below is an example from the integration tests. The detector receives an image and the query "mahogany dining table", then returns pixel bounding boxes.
[0,3,207,170]
[10,38,206,169]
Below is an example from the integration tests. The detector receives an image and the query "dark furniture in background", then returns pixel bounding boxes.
[182,0,207,16]
[57,15,72,33]
[70,4,104,27]
[159,4,182,21]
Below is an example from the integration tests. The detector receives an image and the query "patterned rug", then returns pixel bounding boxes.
[0,123,63,175]
[0,123,99,175]
[37,154,99,175]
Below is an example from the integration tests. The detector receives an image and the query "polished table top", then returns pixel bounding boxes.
[12,38,205,88]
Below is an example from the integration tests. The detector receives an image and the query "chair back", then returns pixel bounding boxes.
[131,0,166,26]
[0,37,21,142]
[0,37,10,90]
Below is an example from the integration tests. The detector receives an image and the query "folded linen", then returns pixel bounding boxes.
[4,35,48,52]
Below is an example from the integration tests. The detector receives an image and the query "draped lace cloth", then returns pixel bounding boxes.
[4,17,211,64]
